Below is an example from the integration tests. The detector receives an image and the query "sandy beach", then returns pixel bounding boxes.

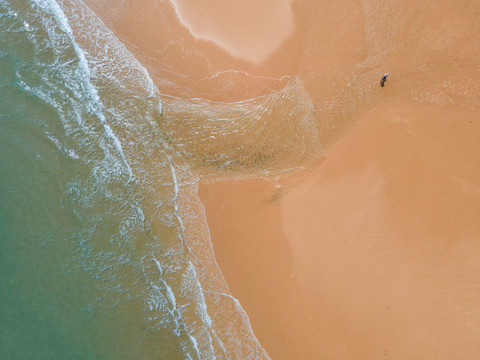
[196,1,480,358]
[83,0,480,358]
[200,100,480,359]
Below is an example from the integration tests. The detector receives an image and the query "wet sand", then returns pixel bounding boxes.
[170,0,295,64]
[84,0,480,358]
[198,179,327,360]
[200,100,480,359]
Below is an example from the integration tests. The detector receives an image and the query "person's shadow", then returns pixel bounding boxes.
[380,80,385,87]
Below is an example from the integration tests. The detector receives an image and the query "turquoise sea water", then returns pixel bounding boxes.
[0,1,271,358]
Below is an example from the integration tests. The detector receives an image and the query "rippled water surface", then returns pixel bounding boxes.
[0,1,270,358]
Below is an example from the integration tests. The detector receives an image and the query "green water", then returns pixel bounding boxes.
[0,1,189,358]
[0,0,272,358]
[0,71,97,359]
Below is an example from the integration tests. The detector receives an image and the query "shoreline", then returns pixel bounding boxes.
[198,178,327,360]
[169,0,295,65]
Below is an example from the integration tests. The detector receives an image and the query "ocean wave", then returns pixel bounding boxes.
[1,0,272,358]
[162,77,323,179]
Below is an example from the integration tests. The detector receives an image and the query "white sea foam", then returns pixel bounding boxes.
[25,0,275,357]
[32,0,134,181]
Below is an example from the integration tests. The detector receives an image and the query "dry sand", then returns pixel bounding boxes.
[85,0,480,358]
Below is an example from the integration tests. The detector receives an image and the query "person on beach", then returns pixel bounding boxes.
[380,73,388,87]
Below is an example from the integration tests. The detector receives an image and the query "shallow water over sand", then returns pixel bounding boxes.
[170,0,295,64]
